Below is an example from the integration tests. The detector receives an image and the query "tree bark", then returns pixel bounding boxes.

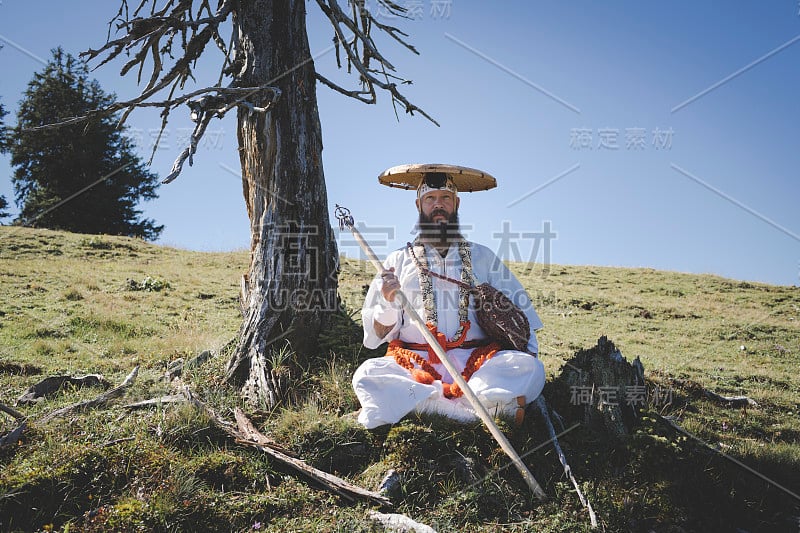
[225,0,339,406]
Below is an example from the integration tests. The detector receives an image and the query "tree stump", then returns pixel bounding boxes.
[551,336,645,440]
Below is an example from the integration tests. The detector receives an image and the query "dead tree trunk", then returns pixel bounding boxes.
[225,0,339,406]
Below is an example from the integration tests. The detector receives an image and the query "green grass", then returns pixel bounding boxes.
[1,226,799,532]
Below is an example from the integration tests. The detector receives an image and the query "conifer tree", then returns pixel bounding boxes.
[0,101,8,152]
[0,100,10,221]
[11,48,162,239]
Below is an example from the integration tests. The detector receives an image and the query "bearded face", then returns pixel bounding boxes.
[417,209,461,245]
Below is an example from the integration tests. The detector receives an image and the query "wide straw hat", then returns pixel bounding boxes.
[378,163,497,192]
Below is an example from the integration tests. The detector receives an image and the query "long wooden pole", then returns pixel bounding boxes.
[336,207,546,500]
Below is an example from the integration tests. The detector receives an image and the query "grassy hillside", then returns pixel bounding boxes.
[1,226,798,532]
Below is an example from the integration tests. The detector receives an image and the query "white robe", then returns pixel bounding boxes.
[353,241,545,429]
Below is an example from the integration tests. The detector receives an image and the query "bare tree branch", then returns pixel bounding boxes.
[315,73,373,103]
[24,0,436,191]
[26,85,278,132]
[161,84,280,183]
[37,366,139,424]
[86,3,233,65]
[314,0,438,126]
[319,0,398,72]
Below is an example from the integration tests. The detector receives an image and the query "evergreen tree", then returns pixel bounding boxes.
[0,99,10,221]
[0,100,8,152]
[1,43,10,220]
[11,48,162,239]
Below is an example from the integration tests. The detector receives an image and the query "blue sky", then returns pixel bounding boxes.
[1,1,799,286]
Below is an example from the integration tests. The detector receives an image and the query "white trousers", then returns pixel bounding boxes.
[352,351,546,429]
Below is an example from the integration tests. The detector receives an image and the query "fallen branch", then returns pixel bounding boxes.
[17,374,110,405]
[37,366,139,424]
[127,389,295,456]
[702,390,758,409]
[231,409,297,458]
[231,408,389,506]
[165,349,215,380]
[180,388,391,508]
[0,402,25,420]
[123,394,188,410]
[534,396,598,529]
[666,377,759,409]
[0,420,27,448]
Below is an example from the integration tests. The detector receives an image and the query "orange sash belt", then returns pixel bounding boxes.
[387,325,502,399]
[401,338,494,351]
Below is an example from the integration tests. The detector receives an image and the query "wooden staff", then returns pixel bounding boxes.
[335,205,546,501]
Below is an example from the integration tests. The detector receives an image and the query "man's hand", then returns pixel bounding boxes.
[380,268,400,303]
[374,268,400,338]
